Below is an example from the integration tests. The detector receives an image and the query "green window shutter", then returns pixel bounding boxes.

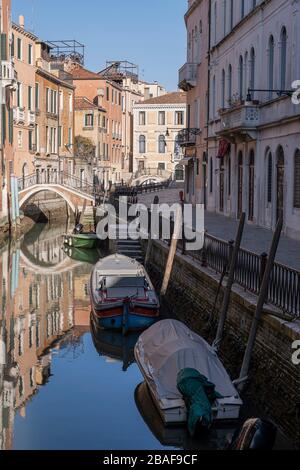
[0,34,7,61]
[11,33,14,58]
[9,108,13,144]
[2,105,6,145]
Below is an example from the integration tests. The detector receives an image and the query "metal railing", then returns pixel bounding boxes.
[18,171,102,198]
[177,128,201,147]
[162,230,300,318]
[115,180,171,198]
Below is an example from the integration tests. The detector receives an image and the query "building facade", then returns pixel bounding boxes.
[0,0,14,220]
[70,65,123,186]
[180,0,300,241]
[74,96,107,187]
[179,0,210,205]
[207,0,300,240]
[133,92,186,183]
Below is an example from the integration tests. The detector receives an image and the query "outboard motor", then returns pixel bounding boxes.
[229,418,277,450]
[74,223,84,234]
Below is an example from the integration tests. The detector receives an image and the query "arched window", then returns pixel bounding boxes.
[212,75,216,117]
[267,151,273,203]
[158,135,166,154]
[221,69,226,109]
[239,55,244,100]
[228,64,232,105]
[280,27,287,91]
[250,47,255,97]
[139,135,146,154]
[268,35,274,99]
[248,150,255,221]
[294,149,300,208]
[244,51,248,97]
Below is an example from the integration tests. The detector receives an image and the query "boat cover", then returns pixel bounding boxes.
[135,320,238,402]
[177,368,222,436]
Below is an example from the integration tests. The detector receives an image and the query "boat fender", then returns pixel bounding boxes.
[228,418,277,450]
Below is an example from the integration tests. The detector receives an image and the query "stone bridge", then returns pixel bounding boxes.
[18,172,101,214]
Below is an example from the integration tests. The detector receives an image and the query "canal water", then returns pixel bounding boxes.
[0,222,294,450]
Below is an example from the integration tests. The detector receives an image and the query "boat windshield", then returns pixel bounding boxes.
[104,276,147,289]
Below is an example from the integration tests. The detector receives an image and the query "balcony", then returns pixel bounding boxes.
[13,107,25,124]
[1,61,16,86]
[178,63,197,91]
[217,104,260,141]
[28,110,35,126]
[177,128,201,147]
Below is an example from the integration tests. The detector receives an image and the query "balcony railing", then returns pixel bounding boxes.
[178,63,197,91]
[1,61,15,85]
[177,128,201,147]
[13,107,25,124]
[28,111,35,126]
[218,104,260,136]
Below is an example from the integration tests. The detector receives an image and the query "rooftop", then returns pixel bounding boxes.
[75,96,106,112]
[139,91,187,105]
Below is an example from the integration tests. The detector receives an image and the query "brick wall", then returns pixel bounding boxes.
[145,240,300,448]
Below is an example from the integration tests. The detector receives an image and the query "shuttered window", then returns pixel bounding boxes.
[0,33,7,61]
[8,108,13,144]
[1,105,6,145]
[267,152,273,203]
[294,150,300,208]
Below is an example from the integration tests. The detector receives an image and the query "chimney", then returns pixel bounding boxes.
[19,15,25,29]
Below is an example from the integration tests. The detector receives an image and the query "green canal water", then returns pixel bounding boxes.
[0,222,295,450]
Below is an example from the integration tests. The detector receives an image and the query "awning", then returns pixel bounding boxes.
[217,139,231,158]
[179,157,195,166]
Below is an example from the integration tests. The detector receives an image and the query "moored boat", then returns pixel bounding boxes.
[134,319,243,426]
[64,233,99,249]
[90,254,160,334]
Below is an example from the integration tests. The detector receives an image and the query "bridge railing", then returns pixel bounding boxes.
[18,171,102,199]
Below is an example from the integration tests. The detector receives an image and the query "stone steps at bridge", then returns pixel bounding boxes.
[115,225,144,263]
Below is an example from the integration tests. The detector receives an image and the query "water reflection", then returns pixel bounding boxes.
[0,223,91,450]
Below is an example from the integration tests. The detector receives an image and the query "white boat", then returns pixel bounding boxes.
[134,319,243,426]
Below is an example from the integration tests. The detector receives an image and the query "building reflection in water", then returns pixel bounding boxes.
[0,223,91,450]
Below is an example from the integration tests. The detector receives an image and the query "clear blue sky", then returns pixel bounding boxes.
[12,0,187,91]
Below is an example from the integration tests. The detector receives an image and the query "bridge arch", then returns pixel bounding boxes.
[19,186,77,214]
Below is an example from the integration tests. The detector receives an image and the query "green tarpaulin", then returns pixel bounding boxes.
[177,368,223,436]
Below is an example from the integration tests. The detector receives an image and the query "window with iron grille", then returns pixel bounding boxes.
[294,149,300,208]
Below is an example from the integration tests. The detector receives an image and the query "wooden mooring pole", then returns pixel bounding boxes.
[237,216,283,391]
[160,204,182,298]
[213,212,246,351]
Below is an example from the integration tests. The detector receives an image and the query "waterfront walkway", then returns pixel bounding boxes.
[138,188,300,271]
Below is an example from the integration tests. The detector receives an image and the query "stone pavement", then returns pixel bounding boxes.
[137,187,300,271]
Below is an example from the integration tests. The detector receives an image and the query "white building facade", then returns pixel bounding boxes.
[207,0,300,240]
[133,92,186,184]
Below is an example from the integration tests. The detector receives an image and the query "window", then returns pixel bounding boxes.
[294,149,300,208]
[230,0,234,30]
[28,129,33,151]
[69,93,73,112]
[175,111,184,125]
[158,111,165,125]
[139,135,146,154]
[85,113,94,127]
[58,126,62,147]
[158,135,166,154]
[0,33,7,60]
[221,69,226,109]
[239,56,244,100]
[212,75,216,117]
[28,86,32,111]
[46,126,49,153]
[28,44,33,65]
[139,111,146,125]
[250,48,255,97]
[228,64,232,105]
[17,82,22,107]
[46,88,50,112]
[106,87,109,101]
[280,27,287,91]
[68,128,72,146]
[267,151,273,203]
[268,36,274,99]
[210,157,213,192]
[35,124,40,152]
[59,91,64,110]
[17,130,23,149]
[35,83,39,110]
[241,0,245,19]
[158,163,166,171]
[17,37,22,60]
